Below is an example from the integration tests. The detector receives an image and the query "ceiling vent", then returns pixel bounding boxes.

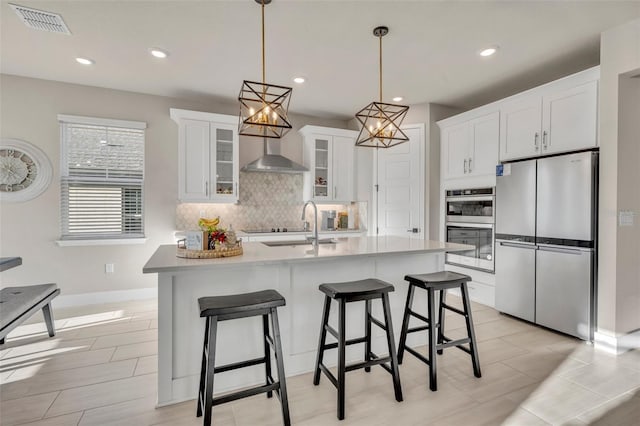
[9,3,71,35]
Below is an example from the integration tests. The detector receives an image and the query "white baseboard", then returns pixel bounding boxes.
[52,287,157,308]
[594,329,640,355]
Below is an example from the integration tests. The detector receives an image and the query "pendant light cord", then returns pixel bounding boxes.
[379,33,383,103]
[261,1,266,85]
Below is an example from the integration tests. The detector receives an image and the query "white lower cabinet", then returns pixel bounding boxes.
[170,109,239,203]
[445,264,496,308]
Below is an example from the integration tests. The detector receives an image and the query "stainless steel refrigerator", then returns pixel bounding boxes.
[495,151,597,340]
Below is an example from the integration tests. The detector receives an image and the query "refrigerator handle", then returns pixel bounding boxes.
[537,245,589,255]
[498,241,537,250]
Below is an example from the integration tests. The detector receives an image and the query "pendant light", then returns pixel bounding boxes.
[355,26,409,148]
[238,0,292,139]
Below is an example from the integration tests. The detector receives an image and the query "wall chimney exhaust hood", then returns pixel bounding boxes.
[242,139,308,173]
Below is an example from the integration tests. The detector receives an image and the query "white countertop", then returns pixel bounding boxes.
[143,236,471,274]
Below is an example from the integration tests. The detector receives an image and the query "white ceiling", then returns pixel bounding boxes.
[2,1,639,120]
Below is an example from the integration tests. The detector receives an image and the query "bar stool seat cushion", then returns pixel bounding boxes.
[404,271,471,289]
[319,278,394,299]
[199,289,285,317]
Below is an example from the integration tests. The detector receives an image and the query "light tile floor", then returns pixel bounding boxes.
[1,297,638,425]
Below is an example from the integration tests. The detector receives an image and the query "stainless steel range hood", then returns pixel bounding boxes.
[242,139,308,173]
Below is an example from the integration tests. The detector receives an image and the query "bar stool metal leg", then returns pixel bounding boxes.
[460,284,482,378]
[313,296,331,386]
[364,299,372,372]
[337,298,347,420]
[203,316,218,426]
[381,293,403,402]
[427,289,438,391]
[270,307,291,426]
[263,314,274,398]
[397,283,415,364]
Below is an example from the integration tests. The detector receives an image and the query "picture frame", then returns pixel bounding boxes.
[185,231,207,250]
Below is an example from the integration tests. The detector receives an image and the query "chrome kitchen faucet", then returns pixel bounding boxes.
[301,200,318,248]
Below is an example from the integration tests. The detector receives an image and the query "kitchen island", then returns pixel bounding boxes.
[143,236,469,406]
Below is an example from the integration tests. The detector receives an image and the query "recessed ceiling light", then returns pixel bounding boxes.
[479,46,499,57]
[75,57,94,65]
[393,96,403,102]
[293,77,305,84]
[150,48,168,59]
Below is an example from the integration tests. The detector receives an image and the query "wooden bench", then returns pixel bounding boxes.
[0,284,60,344]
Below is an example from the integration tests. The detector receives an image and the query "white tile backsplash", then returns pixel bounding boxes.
[175,172,362,232]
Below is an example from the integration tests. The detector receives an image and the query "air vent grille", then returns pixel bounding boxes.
[9,3,71,34]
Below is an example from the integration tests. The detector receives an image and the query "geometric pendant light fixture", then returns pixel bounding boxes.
[355,26,409,148]
[238,0,293,139]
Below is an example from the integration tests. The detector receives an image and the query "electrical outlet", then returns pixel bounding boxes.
[619,210,635,227]
[105,263,115,274]
[199,210,206,218]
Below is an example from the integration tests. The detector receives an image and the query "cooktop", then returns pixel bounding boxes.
[241,228,306,234]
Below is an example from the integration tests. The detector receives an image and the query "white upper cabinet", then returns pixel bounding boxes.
[170,109,239,203]
[542,81,598,154]
[500,96,543,160]
[300,125,358,203]
[441,111,499,180]
[500,67,599,162]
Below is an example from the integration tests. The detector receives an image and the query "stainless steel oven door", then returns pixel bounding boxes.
[446,222,494,272]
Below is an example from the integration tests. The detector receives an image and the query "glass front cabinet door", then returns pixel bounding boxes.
[171,109,239,203]
[312,138,330,199]
[300,125,357,203]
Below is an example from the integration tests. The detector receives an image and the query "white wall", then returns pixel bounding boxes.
[0,74,348,300]
[597,18,640,339]
[615,72,640,334]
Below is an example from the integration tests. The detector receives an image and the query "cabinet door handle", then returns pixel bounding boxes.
[334,186,337,199]
[464,159,468,174]
[542,131,548,150]
[235,182,238,197]
[534,132,539,150]
[205,181,209,197]
[468,157,472,173]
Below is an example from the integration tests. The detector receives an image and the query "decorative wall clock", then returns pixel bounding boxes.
[0,138,53,202]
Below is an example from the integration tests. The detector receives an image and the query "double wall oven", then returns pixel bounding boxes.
[445,187,495,272]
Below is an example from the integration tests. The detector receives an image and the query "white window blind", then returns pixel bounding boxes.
[59,116,146,240]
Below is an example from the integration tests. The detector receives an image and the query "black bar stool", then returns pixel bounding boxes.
[313,278,403,420]
[397,271,481,391]
[197,289,290,426]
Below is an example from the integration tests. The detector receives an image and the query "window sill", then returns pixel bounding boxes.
[55,238,147,247]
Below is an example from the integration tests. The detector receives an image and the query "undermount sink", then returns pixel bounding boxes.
[261,238,337,247]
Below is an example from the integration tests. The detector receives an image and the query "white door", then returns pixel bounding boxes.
[376,125,424,239]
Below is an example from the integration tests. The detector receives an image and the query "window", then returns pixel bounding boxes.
[59,115,146,242]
